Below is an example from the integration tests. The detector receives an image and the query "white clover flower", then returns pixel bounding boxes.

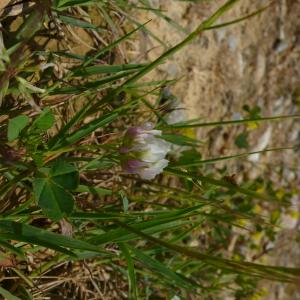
[120,123,171,180]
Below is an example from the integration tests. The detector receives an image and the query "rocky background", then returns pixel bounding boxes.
[135,1,300,299]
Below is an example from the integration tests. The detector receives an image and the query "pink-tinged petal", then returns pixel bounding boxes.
[126,127,141,138]
[119,146,130,154]
[122,159,146,174]
[120,123,171,180]
[137,159,169,180]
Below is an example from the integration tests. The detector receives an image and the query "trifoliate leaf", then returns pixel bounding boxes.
[7,115,29,142]
[33,160,79,221]
[33,108,55,130]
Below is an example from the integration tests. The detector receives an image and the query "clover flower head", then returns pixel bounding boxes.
[120,123,171,180]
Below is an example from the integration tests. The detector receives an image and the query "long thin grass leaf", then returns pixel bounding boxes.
[205,1,274,31]
[120,0,240,88]
[53,112,119,149]
[72,63,145,77]
[172,147,295,168]
[130,245,196,289]
[0,287,21,300]
[166,168,276,201]
[160,115,300,129]
[138,0,189,34]
[82,21,151,68]
[119,243,138,300]
[0,221,103,253]
[118,221,300,283]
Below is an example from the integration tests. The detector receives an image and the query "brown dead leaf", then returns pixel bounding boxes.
[0,252,16,268]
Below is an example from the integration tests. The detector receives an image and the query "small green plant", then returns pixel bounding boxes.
[0,0,299,299]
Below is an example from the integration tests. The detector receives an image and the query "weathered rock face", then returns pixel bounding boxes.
[0,0,11,12]
[136,0,300,178]
[136,1,300,299]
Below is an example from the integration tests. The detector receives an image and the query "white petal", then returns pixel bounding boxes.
[147,129,161,136]
[141,139,171,162]
[137,159,169,180]
[142,122,154,130]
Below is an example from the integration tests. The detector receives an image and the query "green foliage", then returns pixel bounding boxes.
[0,0,299,298]
[0,287,21,300]
[33,160,79,220]
[32,108,55,131]
[55,0,95,9]
[243,104,262,119]
[0,220,102,254]
[7,115,29,142]
[235,132,249,149]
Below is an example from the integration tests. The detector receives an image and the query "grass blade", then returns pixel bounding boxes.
[52,112,119,149]
[0,287,21,300]
[160,115,300,129]
[118,221,300,283]
[130,245,196,289]
[119,243,138,300]
[0,220,103,254]
[166,168,276,201]
[172,147,295,168]
[120,0,241,88]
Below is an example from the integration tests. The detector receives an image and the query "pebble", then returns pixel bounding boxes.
[248,126,272,162]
